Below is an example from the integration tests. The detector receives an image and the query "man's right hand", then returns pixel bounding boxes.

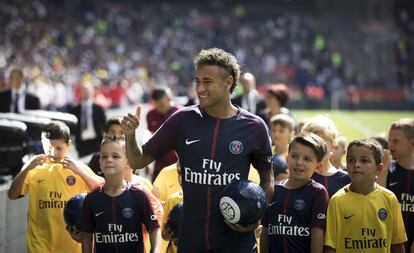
[122,105,141,136]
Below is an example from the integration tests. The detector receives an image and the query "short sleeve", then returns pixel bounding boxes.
[136,190,160,232]
[77,194,95,233]
[20,169,32,196]
[310,187,329,229]
[142,110,182,161]
[251,119,272,172]
[391,194,408,244]
[324,196,338,249]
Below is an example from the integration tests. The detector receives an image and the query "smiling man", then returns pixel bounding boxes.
[122,48,274,253]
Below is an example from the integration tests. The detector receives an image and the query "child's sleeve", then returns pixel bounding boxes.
[77,194,95,233]
[391,194,408,245]
[324,197,338,249]
[137,190,160,232]
[20,170,32,196]
[310,187,329,229]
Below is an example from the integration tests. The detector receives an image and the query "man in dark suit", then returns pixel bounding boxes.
[69,83,106,157]
[231,72,265,115]
[0,68,40,113]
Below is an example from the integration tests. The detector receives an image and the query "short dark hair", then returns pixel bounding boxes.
[104,116,122,133]
[288,133,327,162]
[194,48,240,93]
[42,121,71,143]
[371,135,389,150]
[151,86,171,101]
[347,138,383,165]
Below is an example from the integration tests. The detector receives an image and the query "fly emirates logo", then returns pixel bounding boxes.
[401,193,414,212]
[95,224,139,244]
[268,214,310,236]
[184,159,241,186]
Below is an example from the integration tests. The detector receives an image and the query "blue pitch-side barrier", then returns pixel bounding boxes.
[0,182,28,253]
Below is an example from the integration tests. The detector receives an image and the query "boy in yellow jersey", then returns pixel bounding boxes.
[7,121,103,253]
[270,114,295,181]
[324,139,407,253]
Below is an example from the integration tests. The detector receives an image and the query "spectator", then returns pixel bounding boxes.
[0,68,40,113]
[232,72,265,115]
[70,83,107,157]
[146,86,180,181]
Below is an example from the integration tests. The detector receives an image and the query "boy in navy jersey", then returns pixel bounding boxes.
[122,48,274,252]
[384,118,414,251]
[261,133,329,253]
[79,136,160,253]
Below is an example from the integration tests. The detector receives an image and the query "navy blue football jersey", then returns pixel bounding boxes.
[78,183,159,253]
[312,170,350,198]
[143,105,272,250]
[261,180,329,253]
[387,160,414,250]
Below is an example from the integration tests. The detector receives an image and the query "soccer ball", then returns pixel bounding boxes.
[219,180,266,227]
[63,194,86,227]
[166,202,184,237]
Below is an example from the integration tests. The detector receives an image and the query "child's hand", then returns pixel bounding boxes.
[61,157,82,174]
[26,154,47,170]
[224,220,259,233]
[121,105,141,136]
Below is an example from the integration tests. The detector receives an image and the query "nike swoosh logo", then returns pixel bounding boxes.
[38,179,46,183]
[269,201,277,207]
[344,214,355,219]
[95,212,104,216]
[185,139,201,145]
[389,182,398,186]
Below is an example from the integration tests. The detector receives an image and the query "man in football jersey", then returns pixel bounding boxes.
[384,118,414,251]
[325,139,406,253]
[122,48,274,252]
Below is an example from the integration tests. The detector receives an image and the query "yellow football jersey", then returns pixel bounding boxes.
[21,162,90,253]
[153,164,181,205]
[325,184,407,253]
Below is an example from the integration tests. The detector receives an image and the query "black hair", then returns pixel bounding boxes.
[42,120,71,143]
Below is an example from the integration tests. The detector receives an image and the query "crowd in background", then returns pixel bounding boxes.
[0,0,386,112]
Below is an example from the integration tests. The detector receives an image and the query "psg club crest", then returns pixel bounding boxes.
[66,176,76,186]
[378,208,387,221]
[229,140,243,155]
[122,207,134,218]
[294,199,305,210]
